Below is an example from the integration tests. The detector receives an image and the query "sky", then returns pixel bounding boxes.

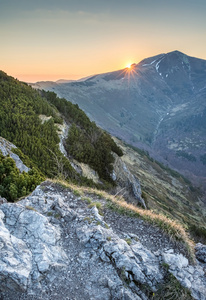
[1,0,206,82]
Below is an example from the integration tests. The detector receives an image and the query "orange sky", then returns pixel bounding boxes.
[1,0,206,82]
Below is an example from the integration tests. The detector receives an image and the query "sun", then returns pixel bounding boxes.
[126,63,132,68]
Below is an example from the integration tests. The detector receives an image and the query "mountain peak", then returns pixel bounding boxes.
[139,50,188,67]
[168,50,185,55]
[165,50,189,60]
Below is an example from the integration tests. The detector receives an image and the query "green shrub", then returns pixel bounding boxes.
[189,224,206,244]
[125,238,132,245]
[0,153,43,202]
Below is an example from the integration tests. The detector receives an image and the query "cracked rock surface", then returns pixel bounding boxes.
[0,137,29,173]
[0,181,206,300]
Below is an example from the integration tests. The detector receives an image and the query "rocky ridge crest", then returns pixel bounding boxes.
[0,181,205,300]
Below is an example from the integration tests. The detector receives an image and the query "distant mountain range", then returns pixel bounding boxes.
[33,51,206,188]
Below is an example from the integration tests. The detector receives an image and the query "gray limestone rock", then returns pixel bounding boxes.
[195,243,206,263]
[0,196,7,205]
[113,154,146,208]
[0,181,206,300]
[0,210,32,291]
[77,224,163,290]
[0,200,67,292]
[162,251,206,299]
[162,252,189,269]
[0,136,29,173]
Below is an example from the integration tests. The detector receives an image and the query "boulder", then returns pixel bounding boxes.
[0,201,67,291]
[195,243,206,263]
[113,154,146,208]
[0,210,32,291]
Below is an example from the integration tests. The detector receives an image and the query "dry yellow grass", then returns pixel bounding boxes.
[50,179,195,262]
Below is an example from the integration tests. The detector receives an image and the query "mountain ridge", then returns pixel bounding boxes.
[32,50,206,191]
[2,180,205,300]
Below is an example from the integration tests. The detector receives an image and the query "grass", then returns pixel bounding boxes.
[107,200,195,262]
[54,213,61,219]
[88,201,104,216]
[95,202,102,210]
[189,224,206,244]
[25,205,37,212]
[49,179,195,262]
[73,189,83,197]
[83,216,92,224]
[152,273,193,300]
[88,202,96,208]
[161,262,169,271]
[47,211,53,216]
[125,238,132,245]
[82,197,92,204]
[105,223,110,229]
[131,263,193,299]
[88,202,102,210]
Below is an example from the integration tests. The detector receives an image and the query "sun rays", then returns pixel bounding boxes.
[122,63,138,83]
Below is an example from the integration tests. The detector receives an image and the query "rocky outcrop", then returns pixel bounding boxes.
[195,243,206,263]
[72,160,101,183]
[162,252,206,299]
[77,225,164,291]
[0,196,7,205]
[0,209,32,291]
[56,120,70,157]
[0,181,205,299]
[0,137,29,173]
[0,200,67,293]
[113,153,146,208]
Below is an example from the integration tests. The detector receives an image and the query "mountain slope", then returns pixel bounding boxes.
[1,70,205,233]
[34,51,206,187]
[0,71,123,192]
[0,71,64,177]
[113,137,206,243]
